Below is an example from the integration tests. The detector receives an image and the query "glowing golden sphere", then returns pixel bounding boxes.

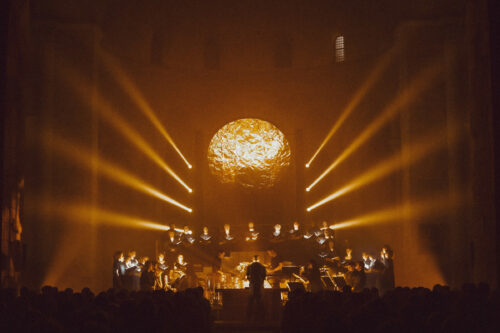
[208,118,291,188]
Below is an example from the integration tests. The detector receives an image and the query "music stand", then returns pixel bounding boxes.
[287,281,306,292]
[332,276,346,290]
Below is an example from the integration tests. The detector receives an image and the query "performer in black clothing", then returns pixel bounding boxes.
[199,226,213,245]
[270,224,285,243]
[244,222,259,242]
[125,251,140,291]
[301,260,323,293]
[165,230,181,256]
[180,226,195,246]
[113,251,126,289]
[288,221,302,240]
[155,253,169,290]
[378,246,395,294]
[352,261,367,292]
[140,261,156,291]
[267,249,284,274]
[246,255,267,321]
[219,224,235,252]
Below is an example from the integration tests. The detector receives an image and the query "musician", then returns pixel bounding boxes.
[300,259,323,293]
[245,222,259,242]
[138,256,149,272]
[288,221,302,240]
[212,250,225,275]
[219,224,235,243]
[125,250,140,291]
[180,225,195,246]
[155,253,169,290]
[246,255,267,321]
[378,246,395,293]
[199,226,212,244]
[266,248,284,275]
[351,261,366,292]
[362,252,376,271]
[343,262,355,290]
[166,230,181,255]
[113,251,126,289]
[170,254,189,291]
[140,260,156,291]
[270,224,285,243]
[343,248,353,265]
[310,222,322,238]
[318,239,339,265]
[175,254,188,272]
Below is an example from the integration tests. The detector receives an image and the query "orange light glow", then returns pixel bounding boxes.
[60,64,193,193]
[100,51,192,169]
[44,202,172,231]
[307,128,458,211]
[307,62,442,192]
[306,50,394,168]
[44,134,193,213]
[329,193,460,230]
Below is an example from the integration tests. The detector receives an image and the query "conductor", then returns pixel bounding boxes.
[246,255,267,321]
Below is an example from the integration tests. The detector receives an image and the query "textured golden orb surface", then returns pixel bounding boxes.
[208,118,291,188]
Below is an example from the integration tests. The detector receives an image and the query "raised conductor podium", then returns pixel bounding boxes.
[215,288,286,321]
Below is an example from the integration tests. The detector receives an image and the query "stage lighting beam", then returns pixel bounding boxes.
[306,50,394,168]
[328,193,460,231]
[44,202,172,231]
[60,65,193,193]
[307,63,442,192]
[100,51,192,169]
[307,127,458,212]
[44,135,193,213]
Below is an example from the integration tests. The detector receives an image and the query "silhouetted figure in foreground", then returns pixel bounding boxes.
[246,255,267,321]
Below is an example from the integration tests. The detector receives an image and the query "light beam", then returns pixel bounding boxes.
[44,134,193,213]
[100,51,192,169]
[329,193,461,230]
[307,127,459,211]
[306,62,442,192]
[61,67,193,193]
[44,201,172,231]
[306,49,394,168]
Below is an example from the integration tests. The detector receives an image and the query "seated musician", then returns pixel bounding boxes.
[170,254,189,291]
[344,261,366,292]
[175,253,188,272]
[155,253,169,290]
[266,248,284,288]
[140,260,156,291]
[210,250,228,289]
[343,248,353,265]
[300,259,323,293]
[245,222,259,242]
